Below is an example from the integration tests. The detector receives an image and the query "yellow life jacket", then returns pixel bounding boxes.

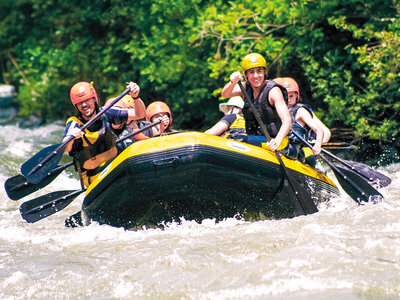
[222,114,247,139]
[66,116,117,171]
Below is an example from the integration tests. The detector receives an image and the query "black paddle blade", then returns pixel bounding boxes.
[65,211,84,228]
[20,189,84,223]
[279,156,318,216]
[286,175,319,216]
[5,162,73,200]
[332,165,383,203]
[5,174,49,201]
[340,160,391,188]
[21,143,65,184]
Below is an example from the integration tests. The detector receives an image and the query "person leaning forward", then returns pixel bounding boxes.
[63,81,146,186]
[204,96,247,142]
[221,53,292,153]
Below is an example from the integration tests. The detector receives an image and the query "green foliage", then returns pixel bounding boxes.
[193,0,399,141]
[0,0,399,143]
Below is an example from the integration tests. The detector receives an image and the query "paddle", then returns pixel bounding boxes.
[313,141,390,187]
[319,148,391,188]
[18,120,162,223]
[5,161,74,201]
[321,142,355,150]
[291,130,383,203]
[20,189,85,223]
[20,88,132,184]
[65,211,84,227]
[238,81,318,216]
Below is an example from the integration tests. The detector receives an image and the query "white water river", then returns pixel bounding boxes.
[1,122,399,299]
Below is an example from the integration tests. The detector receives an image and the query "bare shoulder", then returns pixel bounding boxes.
[269,86,285,103]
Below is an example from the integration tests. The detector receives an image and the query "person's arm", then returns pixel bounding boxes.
[126,81,146,121]
[296,108,323,155]
[126,98,146,121]
[268,87,292,152]
[312,114,331,143]
[205,121,229,136]
[221,72,244,98]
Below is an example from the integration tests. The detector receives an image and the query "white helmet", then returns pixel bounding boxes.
[219,96,244,113]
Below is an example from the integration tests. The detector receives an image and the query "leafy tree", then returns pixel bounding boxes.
[0,0,399,152]
[191,0,400,145]
[0,0,220,128]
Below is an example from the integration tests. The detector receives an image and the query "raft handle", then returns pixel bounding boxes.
[153,156,179,169]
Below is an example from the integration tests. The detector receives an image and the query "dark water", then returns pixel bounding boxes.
[1,123,399,299]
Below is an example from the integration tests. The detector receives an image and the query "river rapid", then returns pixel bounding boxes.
[1,122,399,300]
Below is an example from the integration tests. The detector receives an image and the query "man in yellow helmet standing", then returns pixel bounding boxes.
[221,53,292,153]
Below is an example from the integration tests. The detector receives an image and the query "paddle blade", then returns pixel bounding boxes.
[286,176,318,216]
[279,155,318,216]
[332,165,383,203]
[65,211,84,228]
[340,160,391,188]
[20,189,84,223]
[21,143,65,184]
[5,174,45,201]
[5,163,72,200]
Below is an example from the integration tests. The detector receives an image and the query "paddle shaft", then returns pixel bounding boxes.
[238,81,316,215]
[27,89,131,177]
[321,142,355,150]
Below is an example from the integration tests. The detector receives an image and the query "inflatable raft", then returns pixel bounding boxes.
[81,132,339,228]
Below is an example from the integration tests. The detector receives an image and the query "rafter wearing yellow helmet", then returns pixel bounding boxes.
[221,53,292,154]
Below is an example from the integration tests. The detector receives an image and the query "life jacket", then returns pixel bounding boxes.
[288,103,313,144]
[66,115,117,171]
[221,113,247,140]
[242,80,288,137]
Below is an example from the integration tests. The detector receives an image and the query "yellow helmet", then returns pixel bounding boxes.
[241,53,267,72]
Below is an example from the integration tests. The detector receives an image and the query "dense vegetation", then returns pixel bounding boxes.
[0,0,399,150]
